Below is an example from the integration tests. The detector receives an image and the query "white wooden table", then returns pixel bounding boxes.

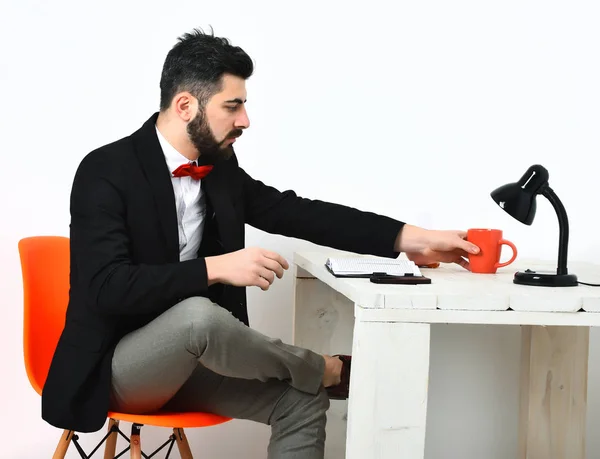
[292,251,600,459]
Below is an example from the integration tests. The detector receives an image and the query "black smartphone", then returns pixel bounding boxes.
[369,275,431,284]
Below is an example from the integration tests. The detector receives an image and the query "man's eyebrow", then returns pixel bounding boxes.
[223,98,246,104]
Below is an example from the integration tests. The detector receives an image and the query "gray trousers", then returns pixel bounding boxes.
[109,297,329,459]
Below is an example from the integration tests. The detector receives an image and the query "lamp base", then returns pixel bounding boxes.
[513,269,578,287]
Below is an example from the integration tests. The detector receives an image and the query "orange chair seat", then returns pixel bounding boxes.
[18,235,233,458]
[108,411,232,428]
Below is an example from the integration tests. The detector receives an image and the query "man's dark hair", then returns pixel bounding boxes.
[159,28,254,111]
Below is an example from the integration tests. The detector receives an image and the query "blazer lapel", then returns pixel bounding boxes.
[132,113,179,261]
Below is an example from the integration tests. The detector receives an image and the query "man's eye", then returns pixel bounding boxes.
[226,106,237,112]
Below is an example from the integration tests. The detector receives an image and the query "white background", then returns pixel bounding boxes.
[1,0,599,457]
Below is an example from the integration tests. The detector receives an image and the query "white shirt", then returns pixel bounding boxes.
[155,126,207,261]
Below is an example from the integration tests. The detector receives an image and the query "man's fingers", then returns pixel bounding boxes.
[455,256,470,270]
[457,237,479,254]
[258,267,275,284]
[262,250,289,270]
[448,230,479,254]
[262,257,285,279]
[453,248,473,258]
[255,275,270,291]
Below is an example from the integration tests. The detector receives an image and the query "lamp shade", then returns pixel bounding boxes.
[490,164,549,226]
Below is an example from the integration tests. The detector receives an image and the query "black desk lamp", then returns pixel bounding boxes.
[490,164,578,287]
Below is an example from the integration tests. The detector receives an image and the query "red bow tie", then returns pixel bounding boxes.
[172,163,213,180]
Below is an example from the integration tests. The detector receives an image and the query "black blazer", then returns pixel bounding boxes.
[41,113,405,432]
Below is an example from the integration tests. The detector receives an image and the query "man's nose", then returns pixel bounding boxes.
[235,106,250,129]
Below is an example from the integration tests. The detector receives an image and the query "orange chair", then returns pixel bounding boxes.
[18,236,231,459]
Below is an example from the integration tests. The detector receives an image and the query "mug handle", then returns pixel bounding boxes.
[495,239,518,268]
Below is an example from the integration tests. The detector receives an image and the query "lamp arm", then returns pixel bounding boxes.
[541,186,569,275]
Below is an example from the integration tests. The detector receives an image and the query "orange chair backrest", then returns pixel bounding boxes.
[18,236,70,395]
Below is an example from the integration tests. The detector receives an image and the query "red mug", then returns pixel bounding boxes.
[466,228,517,274]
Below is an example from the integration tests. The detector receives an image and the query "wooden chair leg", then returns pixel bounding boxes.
[130,423,142,459]
[174,428,194,459]
[52,430,74,459]
[103,418,119,459]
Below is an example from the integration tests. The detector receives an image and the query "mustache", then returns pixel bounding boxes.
[228,129,243,139]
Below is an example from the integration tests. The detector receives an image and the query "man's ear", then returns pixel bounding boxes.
[172,92,198,122]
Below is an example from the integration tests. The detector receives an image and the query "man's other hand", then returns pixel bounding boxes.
[206,247,289,290]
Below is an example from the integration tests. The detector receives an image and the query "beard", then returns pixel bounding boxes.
[186,108,242,163]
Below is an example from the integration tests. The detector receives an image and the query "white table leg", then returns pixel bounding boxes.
[346,314,431,459]
[293,267,355,459]
[518,325,589,459]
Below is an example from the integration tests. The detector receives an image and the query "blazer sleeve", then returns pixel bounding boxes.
[239,166,405,258]
[70,153,209,317]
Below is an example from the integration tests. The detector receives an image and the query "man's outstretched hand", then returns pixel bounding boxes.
[206,247,289,290]
[396,225,480,270]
